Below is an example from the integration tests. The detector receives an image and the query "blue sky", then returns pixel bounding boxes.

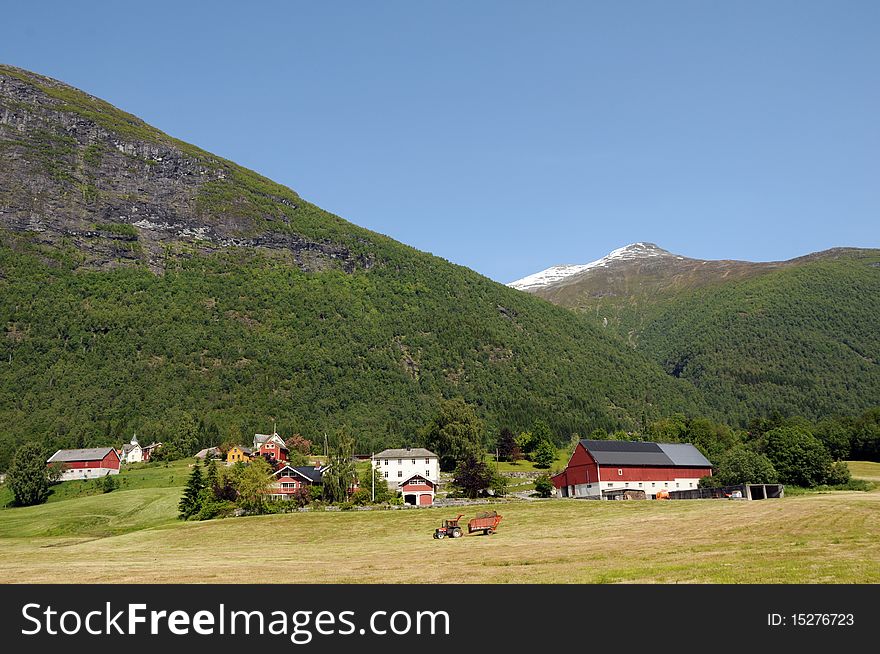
[3,1,878,283]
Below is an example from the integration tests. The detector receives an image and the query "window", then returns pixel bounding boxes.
[608,482,614,487]
[384,459,388,465]
[398,459,402,465]
[676,483,680,487]
[412,459,416,465]
[398,470,402,477]
[426,470,430,478]
[689,482,694,487]
[267,443,274,449]
[651,482,655,487]
[384,472,388,478]
[638,482,643,487]
[618,468,623,476]
[425,458,430,465]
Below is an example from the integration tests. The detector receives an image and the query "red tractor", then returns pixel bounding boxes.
[433,514,464,539]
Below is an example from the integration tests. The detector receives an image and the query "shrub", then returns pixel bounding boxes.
[534,474,554,498]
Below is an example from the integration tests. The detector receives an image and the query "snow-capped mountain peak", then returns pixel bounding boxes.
[508,242,673,291]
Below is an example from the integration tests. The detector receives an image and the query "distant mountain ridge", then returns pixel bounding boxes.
[510,241,880,422]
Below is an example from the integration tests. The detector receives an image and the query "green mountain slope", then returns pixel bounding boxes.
[0,65,706,467]
[516,245,880,423]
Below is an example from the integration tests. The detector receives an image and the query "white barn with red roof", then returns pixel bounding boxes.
[46,447,121,481]
[552,439,712,500]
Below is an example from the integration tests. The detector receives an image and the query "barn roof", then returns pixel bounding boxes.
[578,440,711,467]
[373,448,437,459]
[47,447,118,463]
[657,443,712,467]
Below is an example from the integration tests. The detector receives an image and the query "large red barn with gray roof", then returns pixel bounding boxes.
[552,440,712,499]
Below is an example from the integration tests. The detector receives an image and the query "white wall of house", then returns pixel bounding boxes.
[372,454,439,488]
[124,445,143,464]
[59,466,119,481]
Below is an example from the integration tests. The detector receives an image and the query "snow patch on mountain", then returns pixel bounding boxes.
[508,242,674,291]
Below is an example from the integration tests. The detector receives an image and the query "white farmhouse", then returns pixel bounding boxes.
[121,435,143,464]
[372,447,439,487]
[372,447,440,506]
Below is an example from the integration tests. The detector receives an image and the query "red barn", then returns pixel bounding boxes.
[552,440,712,500]
[46,447,121,481]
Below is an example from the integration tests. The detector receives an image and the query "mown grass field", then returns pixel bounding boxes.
[0,461,877,584]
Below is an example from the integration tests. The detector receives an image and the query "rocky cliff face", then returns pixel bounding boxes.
[0,65,373,273]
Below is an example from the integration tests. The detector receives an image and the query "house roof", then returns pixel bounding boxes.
[231,445,254,455]
[373,448,437,459]
[47,447,118,463]
[275,465,324,483]
[578,440,711,468]
[292,466,324,483]
[122,443,141,454]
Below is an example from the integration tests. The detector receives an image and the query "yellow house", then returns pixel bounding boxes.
[226,445,253,463]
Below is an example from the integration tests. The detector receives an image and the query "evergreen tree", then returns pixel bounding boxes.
[321,427,357,503]
[534,439,556,468]
[178,459,204,519]
[8,443,50,507]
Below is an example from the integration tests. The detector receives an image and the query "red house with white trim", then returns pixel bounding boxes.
[552,440,712,500]
[46,447,121,481]
[269,464,324,500]
[253,432,289,464]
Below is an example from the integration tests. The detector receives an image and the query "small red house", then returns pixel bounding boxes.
[46,447,121,481]
[253,433,289,464]
[552,440,712,500]
[400,474,435,506]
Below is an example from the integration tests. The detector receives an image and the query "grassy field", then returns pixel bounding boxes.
[0,460,878,584]
[848,460,880,483]
[0,458,194,507]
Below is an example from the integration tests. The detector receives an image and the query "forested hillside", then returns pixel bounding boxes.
[515,244,880,424]
[0,65,706,468]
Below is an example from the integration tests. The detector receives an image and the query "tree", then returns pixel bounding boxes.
[233,457,274,512]
[712,446,778,486]
[533,439,556,468]
[8,443,50,507]
[496,427,519,462]
[98,474,117,493]
[764,426,833,487]
[321,427,357,503]
[359,465,393,504]
[178,459,204,519]
[423,398,485,471]
[452,454,494,499]
[531,419,554,447]
[285,433,313,456]
[160,412,200,460]
[515,431,535,454]
[826,461,852,486]
[534,474,554,498]
[489,470,508,497]
[814,419,852,461]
